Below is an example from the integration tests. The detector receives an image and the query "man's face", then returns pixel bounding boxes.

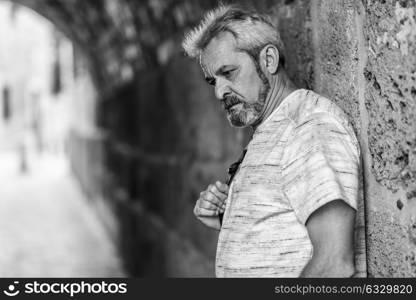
[200,32,270,127]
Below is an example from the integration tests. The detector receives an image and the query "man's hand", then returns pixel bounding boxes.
[194,181,229,230]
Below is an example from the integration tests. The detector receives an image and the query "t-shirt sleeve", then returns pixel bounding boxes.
[281,112,360,225]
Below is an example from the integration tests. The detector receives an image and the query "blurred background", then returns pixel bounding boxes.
[0,1,124,277]
[0,0,415,277]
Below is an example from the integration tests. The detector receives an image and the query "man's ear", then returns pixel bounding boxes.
[259,45,280,74]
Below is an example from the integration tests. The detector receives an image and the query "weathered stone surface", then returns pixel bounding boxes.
[367,210,416,277]
[272,0,315,89]
[365,0,416,193]
[363,0,416,276]
[312,0,361,133]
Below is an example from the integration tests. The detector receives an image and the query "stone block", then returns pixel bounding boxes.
[365,0,416,193]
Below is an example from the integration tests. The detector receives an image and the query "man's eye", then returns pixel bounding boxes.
[223,69,234,77]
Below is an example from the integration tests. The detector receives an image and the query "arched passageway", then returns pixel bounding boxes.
[0,1,124,277]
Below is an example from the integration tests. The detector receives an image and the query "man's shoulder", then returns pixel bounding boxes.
[286,89,350,126]
[283,89,360,159]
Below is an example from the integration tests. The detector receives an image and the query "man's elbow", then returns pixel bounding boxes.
[326,258,356,277]
[302,255,356,277]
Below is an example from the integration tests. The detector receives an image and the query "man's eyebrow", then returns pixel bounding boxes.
[204,65,236,85]
[216,65,235,75]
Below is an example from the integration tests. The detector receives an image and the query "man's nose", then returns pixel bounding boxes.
[215,80,230,100]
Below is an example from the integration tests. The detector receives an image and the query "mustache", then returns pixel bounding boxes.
[222,95,243,110]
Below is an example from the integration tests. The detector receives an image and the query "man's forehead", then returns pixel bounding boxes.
[199,32,239,74]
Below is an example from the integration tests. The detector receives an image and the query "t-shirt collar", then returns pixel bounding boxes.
[255,88,305,132]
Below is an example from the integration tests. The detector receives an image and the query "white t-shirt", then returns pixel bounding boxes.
[215,89,361,277]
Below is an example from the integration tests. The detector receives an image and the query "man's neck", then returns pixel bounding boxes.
[252,70,297,130]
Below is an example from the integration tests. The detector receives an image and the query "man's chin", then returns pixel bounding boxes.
[227,114,256,128]
[229,121,247,128]
[225,113,243,127]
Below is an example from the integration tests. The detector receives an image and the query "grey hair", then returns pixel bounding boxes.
[182,4,286,67]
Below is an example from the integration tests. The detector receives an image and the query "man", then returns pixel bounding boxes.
[182,5,361,277]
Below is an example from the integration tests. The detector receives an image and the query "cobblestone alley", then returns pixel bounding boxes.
[0,151,125,277]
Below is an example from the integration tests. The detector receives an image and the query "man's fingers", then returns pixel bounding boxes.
[197,192,220,210]
[208,184,228,202]
[201,190,223,208]
[194,203,218,217]
[194,181,229,220]
[215,181,229,194]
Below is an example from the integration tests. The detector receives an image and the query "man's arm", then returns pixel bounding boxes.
[300,200,356,277]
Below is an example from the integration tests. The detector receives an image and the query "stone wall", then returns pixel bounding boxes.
[363,0,416,277]
[11,0,416,277]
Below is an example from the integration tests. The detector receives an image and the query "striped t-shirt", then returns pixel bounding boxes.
[215,89,361,277]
